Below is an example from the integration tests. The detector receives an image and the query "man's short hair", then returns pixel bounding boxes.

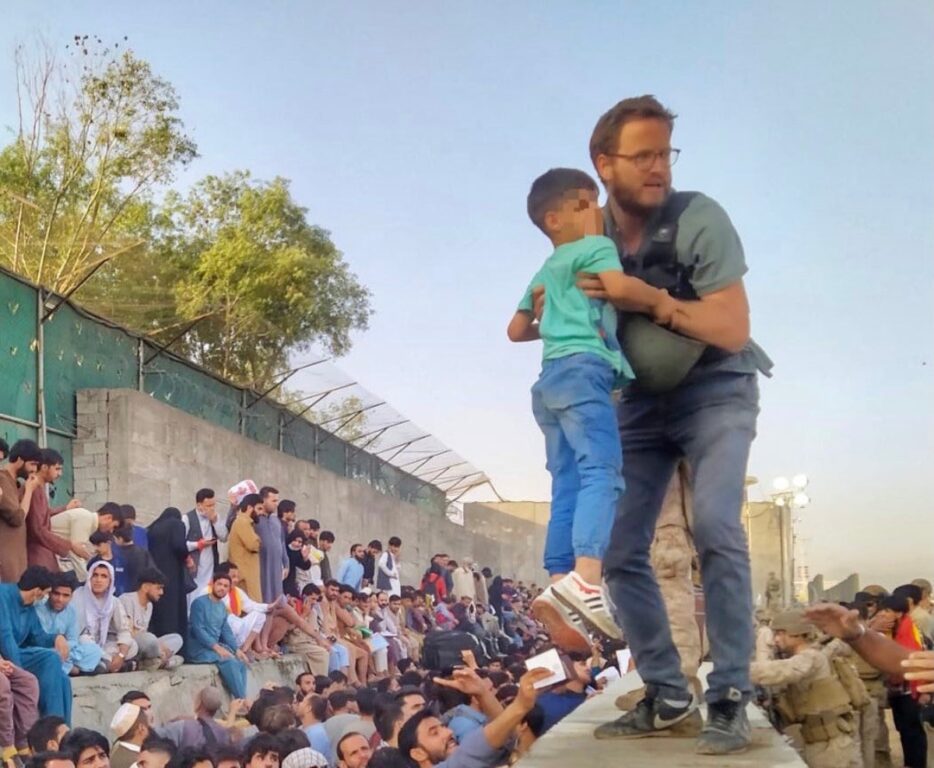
[307,519,321,531]
[526,168,599,233]
[18,566,54,592]
[239,493,262,512]
[25,751,72,768]
[301,583,321,598]
[589,94,677,166]
[38,448,64,469]
[120,690,150,705]
[119,504,137,521]
[217,561,236,574]
[139,735,175,756]
[328,670,348,685]
[388,536,401,548]
[243,733,281,763]
[137,568,166,588]
[881,594,910,614]
[27,716,67,753]
[97,501,123,520]
[319,530,335,544]
[307,695,328,723]
[328,689,356,712]
[259,486,279,499]
[278,499,296,518]
[338,584,355,597]
[113,524,135,543]
[397,710,435,762]
[196,488,215,504]
[368,540,383,551]
[213,745,243,767]
[374,701,404,742]
[324,579,341,589]
[88,530,111,546]
[356,687,378,717]
[212,572,232,586]
[336,732,367,762]
[313,676,332,695]
[9,439,41,464]
[197,686,223,717]
[60,728,110,764]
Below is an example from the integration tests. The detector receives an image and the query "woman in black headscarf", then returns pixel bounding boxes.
[284,529,311,599]
[488,575,504,627]
[148,507,190,639]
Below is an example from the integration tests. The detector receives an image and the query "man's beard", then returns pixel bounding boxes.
[606,180,665,219]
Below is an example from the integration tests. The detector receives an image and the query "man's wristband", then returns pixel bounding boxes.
[843,623,867,644]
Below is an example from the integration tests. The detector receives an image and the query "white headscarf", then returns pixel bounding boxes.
[73,560,117,646]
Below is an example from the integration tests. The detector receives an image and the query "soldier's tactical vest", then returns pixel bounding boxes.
[776,667,856,745]
[832,656,872,709]
[851,651,886,698]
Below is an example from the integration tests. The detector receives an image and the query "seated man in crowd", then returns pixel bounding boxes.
[70,562,138,673]
[59,728,109,768]
[185,572,250,699]
[0,652,39,765]
[117,569,184,671]
[35,574,105,676]
[300,585,352,680]
[0,567,72,721]
[388,593,421,663]
[321,582,368,686]
[260,585,330,677]
[26,716,69,755]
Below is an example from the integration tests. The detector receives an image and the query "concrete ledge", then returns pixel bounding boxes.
[72,655,307,734]
[516,665,804,767]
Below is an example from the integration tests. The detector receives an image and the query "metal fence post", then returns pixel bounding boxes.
[36,287,47,447]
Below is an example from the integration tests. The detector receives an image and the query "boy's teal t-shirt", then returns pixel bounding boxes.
[518,235,634,378]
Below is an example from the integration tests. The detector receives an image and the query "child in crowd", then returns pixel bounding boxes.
[507,168,676,651]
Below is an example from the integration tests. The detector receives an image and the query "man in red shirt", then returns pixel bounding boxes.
[26,449,90,572]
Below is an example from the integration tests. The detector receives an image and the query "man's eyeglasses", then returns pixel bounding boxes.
[604,148,680,171]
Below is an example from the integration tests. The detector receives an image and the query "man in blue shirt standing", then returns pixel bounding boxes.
[337,545,366,592]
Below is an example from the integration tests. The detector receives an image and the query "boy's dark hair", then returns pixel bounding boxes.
[319,530,335,544]
[212,745,242,768]
[243,733,281,763]
[375,701,404,741]
[120,690,150,705]
[60,729,110,763]
[140,735,174,755]
[328,689,356,712]
[195,488,215,504]
[9,439,41,464]
[388,536,402,548]
[18,566,54,591]
[589,95,677,166]
[526,168,598,233]
[367,747,409,768]
[368,540,383,551]
[894,584,924,605]
[278,499,296,518]
[313,676,332,694]
[38,448,64,469]
[89,530,111,546]
[119,504,137,521]
[27,716,67,753]
[356,687,378,717]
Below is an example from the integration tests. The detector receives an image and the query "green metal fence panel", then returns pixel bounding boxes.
[0,274,39,424]
[47,431,75,502]
[143,347,241,432]
[43,303,138,436]
[244,398,280,448]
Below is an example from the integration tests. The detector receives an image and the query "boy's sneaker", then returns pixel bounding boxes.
[531,586,592,653]
[551,572,622,640]
[695,691,750,755]
[595,692,700,739]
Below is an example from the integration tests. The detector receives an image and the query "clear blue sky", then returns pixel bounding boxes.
[3,2,932,588]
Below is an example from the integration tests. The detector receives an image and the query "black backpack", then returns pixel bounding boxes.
[422,630,487,671]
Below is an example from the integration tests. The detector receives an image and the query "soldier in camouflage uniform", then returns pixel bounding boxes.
[752,609,864,768]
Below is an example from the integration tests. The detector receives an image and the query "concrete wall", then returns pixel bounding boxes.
[73,389,545,585]
[475,500,551,527]
[72,655,306,735]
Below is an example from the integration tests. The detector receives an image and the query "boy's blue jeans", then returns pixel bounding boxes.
[531,353,624,576]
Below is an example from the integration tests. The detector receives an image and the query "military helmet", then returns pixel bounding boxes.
[770,609,816,636]
[619,314,706,393]
[862,584,889,598]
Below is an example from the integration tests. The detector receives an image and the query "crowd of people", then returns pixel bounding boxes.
[0,437,636,768]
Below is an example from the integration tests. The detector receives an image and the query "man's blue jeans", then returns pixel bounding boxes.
[604,371,759,704]
[532,353,624,576]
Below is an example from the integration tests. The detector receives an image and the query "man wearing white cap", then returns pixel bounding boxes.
[109,703,150,768]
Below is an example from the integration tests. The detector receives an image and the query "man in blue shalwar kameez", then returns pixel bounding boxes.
[0,566,72,722]
[186,572,250,698]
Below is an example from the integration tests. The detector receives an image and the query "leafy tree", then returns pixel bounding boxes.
[0,37,196,298]
[157,172,372,386]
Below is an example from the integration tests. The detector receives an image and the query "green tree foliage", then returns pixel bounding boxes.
[0,38,372,390]
[157,172,371,385]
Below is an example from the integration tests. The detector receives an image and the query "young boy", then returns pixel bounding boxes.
[508,168,676,651]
